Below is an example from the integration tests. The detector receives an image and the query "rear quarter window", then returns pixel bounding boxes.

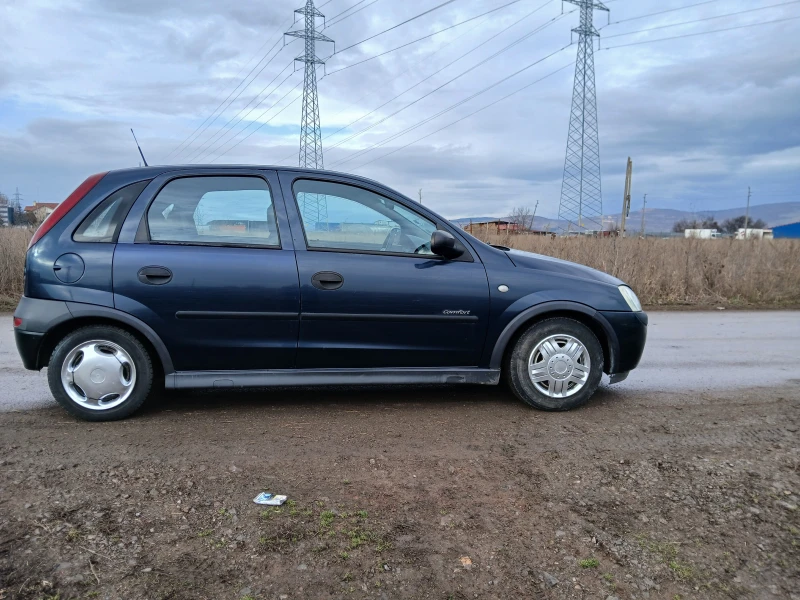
[73,180,149,243]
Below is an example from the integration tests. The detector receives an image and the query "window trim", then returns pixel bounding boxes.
[137,174,282,250]
[72,180,150,244]
[290,177,468,261]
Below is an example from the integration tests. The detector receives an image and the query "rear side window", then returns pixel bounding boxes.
[146,176,279,247]
[73,180,149,243]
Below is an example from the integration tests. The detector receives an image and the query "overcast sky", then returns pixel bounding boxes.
[1,0,798,219]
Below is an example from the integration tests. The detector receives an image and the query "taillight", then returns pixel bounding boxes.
[27,172,108,249]
[13,317,23,328]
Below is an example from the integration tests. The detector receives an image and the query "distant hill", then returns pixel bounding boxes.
[450,202,800,234]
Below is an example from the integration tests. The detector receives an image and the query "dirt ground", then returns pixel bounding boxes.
[1,382,798,600]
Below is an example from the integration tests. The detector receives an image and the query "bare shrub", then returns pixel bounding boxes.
[472,233,800,307]
[1,226,798,310]
[0,228,34,310]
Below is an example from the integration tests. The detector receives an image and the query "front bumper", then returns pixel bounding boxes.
[599,310,648,374]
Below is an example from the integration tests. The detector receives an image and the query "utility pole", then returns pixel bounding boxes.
[620,157,632,237]
[743,186,751,238]
[558,0,610,233]
[418,188,423,204]
[532,200,539,231]
[640,193,647,237]
[285,0,333,224]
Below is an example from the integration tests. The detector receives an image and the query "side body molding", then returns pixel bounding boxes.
[488,300,621,373]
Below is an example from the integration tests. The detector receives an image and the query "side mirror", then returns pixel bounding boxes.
[430,230,464,259]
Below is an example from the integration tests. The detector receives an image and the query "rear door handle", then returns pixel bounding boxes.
[138,266,173,285]
[311,271,344,291]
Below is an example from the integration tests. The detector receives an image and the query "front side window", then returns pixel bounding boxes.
[147,176,278,247]
[293,179,436,255]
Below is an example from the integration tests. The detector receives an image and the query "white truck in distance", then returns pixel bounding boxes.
[684,229,721,239]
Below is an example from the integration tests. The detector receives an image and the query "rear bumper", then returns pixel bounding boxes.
[14,329,44,370]
[13,296,73,370]
[598,310,648,374]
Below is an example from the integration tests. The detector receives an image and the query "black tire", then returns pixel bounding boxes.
[506,317,603,411]
[47,326,153,421]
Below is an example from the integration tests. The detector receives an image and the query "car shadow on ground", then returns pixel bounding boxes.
[136,380,625,418]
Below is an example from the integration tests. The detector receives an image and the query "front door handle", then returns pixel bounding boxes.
[311,271,344,291]
[138,266,173,285]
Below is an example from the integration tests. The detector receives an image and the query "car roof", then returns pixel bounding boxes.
[107,164,386,191]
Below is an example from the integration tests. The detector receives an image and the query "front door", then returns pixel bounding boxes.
[280,173,490,369]
[113,170,300,372]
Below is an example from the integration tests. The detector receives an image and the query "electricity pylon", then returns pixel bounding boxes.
[285,0,333,227]
[558,0,609,233]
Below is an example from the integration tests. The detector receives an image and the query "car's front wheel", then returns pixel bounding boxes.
[506,317,604,411]
[47,326,153,421]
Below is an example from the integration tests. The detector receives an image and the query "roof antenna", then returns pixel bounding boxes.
[130,128,148,166]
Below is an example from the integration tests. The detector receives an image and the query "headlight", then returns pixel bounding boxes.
[618,285,642,312]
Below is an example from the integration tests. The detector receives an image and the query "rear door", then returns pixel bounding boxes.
[279,171,491,369]
[113,169,300,372]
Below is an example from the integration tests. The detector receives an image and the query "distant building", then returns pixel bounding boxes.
[772,222,800,239]
[24,201,59,222]
[462,220,521,235]
[736,228,773,240]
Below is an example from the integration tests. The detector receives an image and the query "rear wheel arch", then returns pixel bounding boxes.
[491,303,617,375]
[38,314,172,379]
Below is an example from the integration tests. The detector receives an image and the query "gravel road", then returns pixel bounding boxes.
[0,311,798,599]
[2,311,798,412]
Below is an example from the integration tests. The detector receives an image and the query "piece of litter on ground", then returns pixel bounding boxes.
[253,492,287,506]
[460,556,472,568]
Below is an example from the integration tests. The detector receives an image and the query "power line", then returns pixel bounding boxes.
[342,12,799,171]
[185,61,296,162]
[347,62,574,171]
[330,43,572,168]
[602,1,800,40]
[326,0,382,27]
[334,0,461,54]
[601,14,800,50]
[192,69,298,163]
[327,0,554,135]
[325,5,568,158]
[209,79,307,163]
[172,41,294,161]
[272,0,548,166]
[324,0,533,76]
[274,2,508,165]
[167,25,294,161]
[209,69,324,163]
[324,12,491,125]
[604,0,723,27]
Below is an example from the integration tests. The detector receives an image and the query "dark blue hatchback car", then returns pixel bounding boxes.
[13,166,647,421]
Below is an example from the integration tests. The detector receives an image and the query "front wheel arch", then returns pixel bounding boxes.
[491,303,616,375]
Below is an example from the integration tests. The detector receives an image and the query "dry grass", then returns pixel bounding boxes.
[1,227,798,310]
[0,228,33,310]
[476,233,800,308]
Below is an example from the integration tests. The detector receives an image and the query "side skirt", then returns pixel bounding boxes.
[167,367,501,390]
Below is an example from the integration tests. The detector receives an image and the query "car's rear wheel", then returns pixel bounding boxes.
[47,326,153,421]
[506,317,603,411]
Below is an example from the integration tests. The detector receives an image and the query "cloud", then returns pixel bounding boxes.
[0,0,798,217]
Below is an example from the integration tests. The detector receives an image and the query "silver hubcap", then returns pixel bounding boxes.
[528,334,591,398]
[60,340,136,410]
